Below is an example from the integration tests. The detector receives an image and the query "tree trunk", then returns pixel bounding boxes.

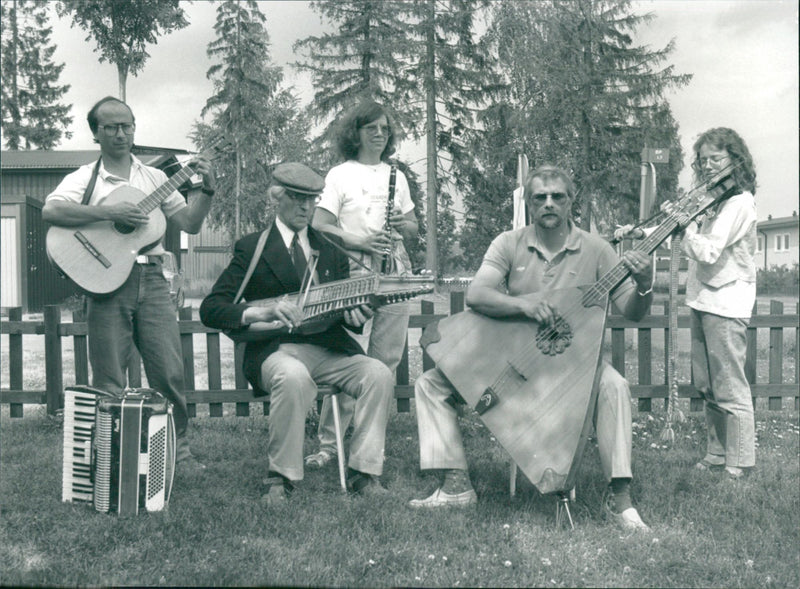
[117,64,127,101]
[424,0,438,274]
[235,146,242,239]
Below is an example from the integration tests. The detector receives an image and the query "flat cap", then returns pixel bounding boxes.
[272,162,324,195]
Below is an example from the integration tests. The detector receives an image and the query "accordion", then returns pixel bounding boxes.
[62,386,176,516]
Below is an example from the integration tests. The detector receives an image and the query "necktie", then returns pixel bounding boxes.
[291,232,307,283]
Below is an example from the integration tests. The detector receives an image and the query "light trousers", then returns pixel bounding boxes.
[259,343,393,481]
[691,309,755,468]
[316,301,409,454]
[415,361,633,483]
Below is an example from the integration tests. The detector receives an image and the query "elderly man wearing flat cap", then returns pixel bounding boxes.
[200,162,394,503]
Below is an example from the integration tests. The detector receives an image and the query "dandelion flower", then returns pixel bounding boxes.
[623,566,632,574]
[504,560,512,568]
[428,554,435,560]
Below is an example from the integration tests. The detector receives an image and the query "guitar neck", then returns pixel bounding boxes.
[583,175,737,307]
[137,166,195,215]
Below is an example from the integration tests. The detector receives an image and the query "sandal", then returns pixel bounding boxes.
[304,450,334,468]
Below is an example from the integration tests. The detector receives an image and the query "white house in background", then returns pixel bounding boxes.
[755,211,799,270]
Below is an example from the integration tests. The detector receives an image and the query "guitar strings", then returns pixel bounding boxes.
[485,165,741,395]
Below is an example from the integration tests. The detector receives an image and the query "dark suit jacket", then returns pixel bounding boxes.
[199,223,364,395]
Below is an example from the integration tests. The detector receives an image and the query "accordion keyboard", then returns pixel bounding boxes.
[62,386,113,503]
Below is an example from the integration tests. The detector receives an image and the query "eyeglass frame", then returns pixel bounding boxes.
[527,192,569,205]
[100,123,136,136]
[360,122,391,137]
[696,154,730,168]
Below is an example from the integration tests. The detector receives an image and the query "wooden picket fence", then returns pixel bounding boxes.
[1,293,798,418]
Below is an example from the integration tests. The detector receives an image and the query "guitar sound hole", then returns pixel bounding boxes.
[113,222,136,234]
[536,316,573,356]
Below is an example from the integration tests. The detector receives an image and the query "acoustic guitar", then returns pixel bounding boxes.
[46,136,229,295]
[421,173,738,495]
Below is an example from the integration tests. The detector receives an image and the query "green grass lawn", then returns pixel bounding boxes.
[2,403,798,588]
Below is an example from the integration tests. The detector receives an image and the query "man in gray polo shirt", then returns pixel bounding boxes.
[410,165,654,532]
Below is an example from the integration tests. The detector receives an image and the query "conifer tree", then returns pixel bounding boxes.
[197,0,309,239]
[457,0,690,268]
[296,0,494,273]
[293,0,421,165]
[1,0,72,150]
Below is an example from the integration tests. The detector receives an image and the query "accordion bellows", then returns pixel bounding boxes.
[62,386,176,516]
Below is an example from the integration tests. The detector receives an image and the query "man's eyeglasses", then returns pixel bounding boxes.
[361,123,390,136]
[697,154,728,167]
[530,192,568,205]
[100,123,135,136]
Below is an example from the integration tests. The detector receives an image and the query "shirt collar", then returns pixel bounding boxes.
[523,221,582,254]
[98,154,144,181]
[275,217,309,249]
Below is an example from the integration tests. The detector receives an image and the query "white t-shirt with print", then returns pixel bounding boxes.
[317,160,414,272]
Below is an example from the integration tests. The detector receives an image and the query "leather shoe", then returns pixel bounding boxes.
[606,504,650,532]
[260,475,293,505]
[176,439,206,472]
[260,484,287,505]
[347,470,387,496]
[409,487,477,508]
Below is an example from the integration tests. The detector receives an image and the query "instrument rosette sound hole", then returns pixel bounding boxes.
[113,221,136,235]
[535,315,573,356]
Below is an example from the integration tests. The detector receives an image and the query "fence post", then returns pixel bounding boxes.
[450,291,465,315]
[8,307,23,417]
[179,306,197,418]
[43,305,63,415]
[73,307,90,385]
[746,301,758,411]
[637,323,652,413]
[421,300,435,373]
[768,300,784,410]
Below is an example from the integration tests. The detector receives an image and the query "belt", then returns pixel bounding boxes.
[135,254,163,265]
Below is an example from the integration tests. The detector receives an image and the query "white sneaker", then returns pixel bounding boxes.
[608,506,650,532]
[409,487,477,508]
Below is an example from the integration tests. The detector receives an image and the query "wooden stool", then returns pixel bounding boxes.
[328,389,347,492]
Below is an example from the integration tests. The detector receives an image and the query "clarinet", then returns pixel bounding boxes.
[380,165,398,274]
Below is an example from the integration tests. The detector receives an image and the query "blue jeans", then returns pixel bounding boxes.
[690,309,755,468]
[316,301,409,454]
[87,262,188,436]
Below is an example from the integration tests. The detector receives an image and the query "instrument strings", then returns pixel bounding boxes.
[488,163,743,394]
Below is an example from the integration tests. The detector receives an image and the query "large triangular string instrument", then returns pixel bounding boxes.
[420,169,739,495]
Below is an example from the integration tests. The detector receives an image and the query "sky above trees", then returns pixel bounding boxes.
[37,0,800,221]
